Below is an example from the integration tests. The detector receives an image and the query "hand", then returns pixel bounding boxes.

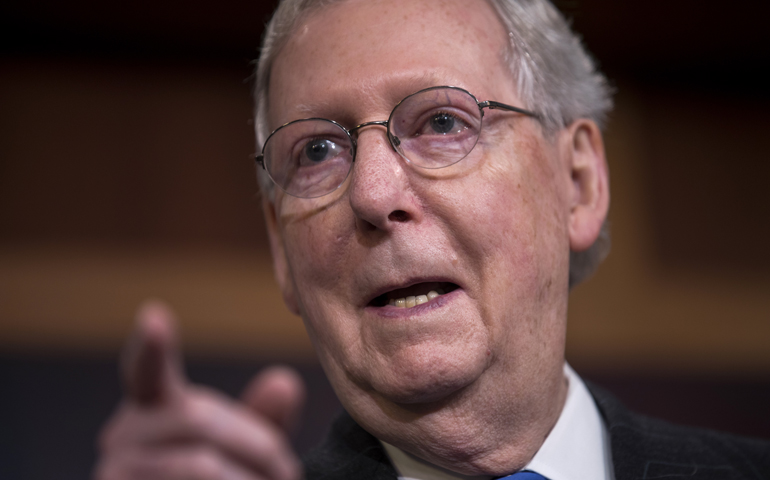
[94,301,305,480]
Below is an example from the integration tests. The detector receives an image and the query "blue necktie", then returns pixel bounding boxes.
[497,472,548,480]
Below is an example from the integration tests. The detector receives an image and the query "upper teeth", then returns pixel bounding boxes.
[388,290,442,308]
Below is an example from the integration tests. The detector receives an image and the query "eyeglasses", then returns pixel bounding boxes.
[255,86,538,198]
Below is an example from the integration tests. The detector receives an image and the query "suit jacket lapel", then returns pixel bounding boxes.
[587,382,767,480]
[303,409,398,480]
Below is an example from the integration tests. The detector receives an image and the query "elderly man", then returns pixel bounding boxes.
[96,0,770,479]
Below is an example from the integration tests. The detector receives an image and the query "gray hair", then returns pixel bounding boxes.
[253,0,613,286]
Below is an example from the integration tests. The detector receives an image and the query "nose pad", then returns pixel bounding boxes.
[350,128,401,178]
[348,119,397,164]
[349,120,403,161]
[388,132,403,154]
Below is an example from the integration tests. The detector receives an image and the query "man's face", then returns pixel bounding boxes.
[264,0,605,469]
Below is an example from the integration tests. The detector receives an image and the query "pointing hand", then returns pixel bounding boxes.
[94,301,305,480]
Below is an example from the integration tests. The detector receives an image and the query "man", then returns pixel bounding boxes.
[95,0,770,479]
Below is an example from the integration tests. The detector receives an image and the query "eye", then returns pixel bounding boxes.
[297,138,347,165]
[430,113,457,134]
[305,139,331,162]
[414,109,471,137]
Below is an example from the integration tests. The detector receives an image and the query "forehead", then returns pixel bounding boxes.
[268,0,515,127]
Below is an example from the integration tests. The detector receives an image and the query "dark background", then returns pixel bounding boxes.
[1,0,769,479]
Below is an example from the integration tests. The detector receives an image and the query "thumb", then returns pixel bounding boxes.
[122,300,185,406]
[241,366,306,433]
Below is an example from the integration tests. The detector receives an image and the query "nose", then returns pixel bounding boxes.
[347,126,419,232]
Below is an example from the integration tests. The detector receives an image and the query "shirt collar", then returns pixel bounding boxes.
[381,364,614,480]
[523,364,614,480]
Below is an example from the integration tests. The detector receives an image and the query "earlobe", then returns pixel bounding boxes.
[565,119,610,252]
[262,197,301,315]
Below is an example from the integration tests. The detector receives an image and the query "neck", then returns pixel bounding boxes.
[351,363,569,476]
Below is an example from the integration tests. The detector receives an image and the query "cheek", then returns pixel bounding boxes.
[450,134,570,312]
[277,200,361,344]
[498,134,569,259]
[470,178,544,306]
[465,149,564,269]
[281,206,350,289]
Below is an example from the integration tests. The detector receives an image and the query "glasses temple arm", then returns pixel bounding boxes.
[479,100,540,120]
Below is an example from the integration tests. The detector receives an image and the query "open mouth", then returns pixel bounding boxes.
[369,282,459,308]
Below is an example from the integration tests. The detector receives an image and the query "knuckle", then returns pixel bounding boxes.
[254,437,300,480]
[187,449,226,480]
[95,448,228,480]
[180,396,213,436]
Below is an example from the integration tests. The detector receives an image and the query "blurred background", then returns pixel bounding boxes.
[1,0,769,478]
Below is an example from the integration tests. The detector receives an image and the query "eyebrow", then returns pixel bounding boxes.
[295,100,334,117]
[292,71,469,118]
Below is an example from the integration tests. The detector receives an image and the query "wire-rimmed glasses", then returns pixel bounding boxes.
[255,86,538,198]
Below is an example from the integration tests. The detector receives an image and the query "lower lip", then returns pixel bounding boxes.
[366,289,461,318]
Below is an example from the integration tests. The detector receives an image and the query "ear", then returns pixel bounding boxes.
[563,119,610,252]
[262,197,300,315]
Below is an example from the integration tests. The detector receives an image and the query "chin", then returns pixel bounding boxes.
[368,342,491,405]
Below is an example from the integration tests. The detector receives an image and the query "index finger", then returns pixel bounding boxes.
[122,300,185,406]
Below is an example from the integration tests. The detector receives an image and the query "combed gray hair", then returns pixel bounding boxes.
[253,0,613,286]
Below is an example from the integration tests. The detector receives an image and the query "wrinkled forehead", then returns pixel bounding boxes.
[267,0,515,129]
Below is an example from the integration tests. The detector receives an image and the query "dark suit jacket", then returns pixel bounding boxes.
[303,385,770,479]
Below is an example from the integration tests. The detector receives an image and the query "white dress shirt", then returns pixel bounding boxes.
[381,364,615,480]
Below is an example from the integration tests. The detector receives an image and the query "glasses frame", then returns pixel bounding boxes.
[255,85,539,198]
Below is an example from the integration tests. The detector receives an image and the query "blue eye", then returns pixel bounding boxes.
[430,113,456,134]
[296,136,349,167]
[305,139,331,162]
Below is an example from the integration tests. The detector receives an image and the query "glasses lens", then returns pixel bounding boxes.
[263,119,354,198]
[389,87,482,169]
